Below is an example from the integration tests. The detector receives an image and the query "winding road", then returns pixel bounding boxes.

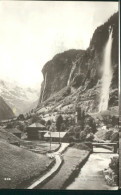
[27,143,69,189]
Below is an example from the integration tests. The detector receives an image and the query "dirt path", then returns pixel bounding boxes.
[67,147,118,190]
[27,143,69,189]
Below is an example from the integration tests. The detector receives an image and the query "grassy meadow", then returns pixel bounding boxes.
[0,141,53,189]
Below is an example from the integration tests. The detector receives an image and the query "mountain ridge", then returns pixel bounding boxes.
[0,79,39,115]
[0,96,15,120]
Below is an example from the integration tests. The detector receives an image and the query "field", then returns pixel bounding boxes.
[41,147,90,189]
[119,132,121,187]
[21,141,60,154]
[0,140,54,189]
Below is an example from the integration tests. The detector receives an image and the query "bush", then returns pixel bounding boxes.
[17,114,25,120]
[80,131,87,141]
[109,156,119,176]
[63,87,71,97]
[111,131,119,142]
[104,130,113,140]
[46,120,51,126]
[72,73,85,87]
[60,123,66,132]
[83,124,92,134]
[86,133,94,141]
[17,123,25,132]
[6,122,14,128]
[40,119,46,125]
[73,143,91,151]
[112,116,119,126]
[74,126,81,133]
[84,115,97,133]
[31,114,41,123]
[68,136,75,143]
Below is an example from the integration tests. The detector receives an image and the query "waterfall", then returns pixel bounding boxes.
[67,62,77,86]
[41,72,47,103]
[99,27,113,112]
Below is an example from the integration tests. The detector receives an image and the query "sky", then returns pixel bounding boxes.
[0,1,118,89]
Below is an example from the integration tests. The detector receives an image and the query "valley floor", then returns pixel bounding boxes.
[20,140,60,154]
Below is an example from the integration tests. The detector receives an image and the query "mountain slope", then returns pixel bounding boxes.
[0,128,20,143]
[0,96,15,120]
[0,140,52,189]
[37,12,118,114]
[0,80,39,115]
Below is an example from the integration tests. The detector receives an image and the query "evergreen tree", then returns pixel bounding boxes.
[56,115,63,143]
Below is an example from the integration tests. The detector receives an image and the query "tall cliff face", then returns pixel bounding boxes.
[39,49,85,102]
[0,96,15,120]
[38,12,118,113]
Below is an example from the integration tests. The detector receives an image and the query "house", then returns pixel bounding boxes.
[10,141,20,147]
[44,131,67,142]
[27,123,47,140]
[6,128,22,138]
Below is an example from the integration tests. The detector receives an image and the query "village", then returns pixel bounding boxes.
[0,107,96,147]
[0,104,119,189]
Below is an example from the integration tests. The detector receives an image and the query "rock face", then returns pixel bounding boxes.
[0,96,15,120]
[38,12,118,113]
[39,49,85,102]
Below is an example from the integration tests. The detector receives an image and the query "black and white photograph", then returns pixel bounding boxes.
[0,1,119,190]
[119,81,121,188]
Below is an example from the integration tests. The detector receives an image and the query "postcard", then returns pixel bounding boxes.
[0,1,119,190]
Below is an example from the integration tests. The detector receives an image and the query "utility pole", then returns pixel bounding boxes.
[49,127,52,152]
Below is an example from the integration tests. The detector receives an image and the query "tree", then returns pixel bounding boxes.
[80,131,87,141]
[74,126,81,139]
[48,125,52,152]
[46,120,52,126]
[46,120,52,130]
[60,123,66,132]
[56,115,63,144]
[40,119,46,125]
[17,114,25,121]
[31,114,41,123]
[81,110,85,130]
[112,116,118,126]
[31,109,34,113]
[16,122,25,132]
[69,135,74,143]
[76,107,82,121]
[84,115,97,134]
[75,107,85,130]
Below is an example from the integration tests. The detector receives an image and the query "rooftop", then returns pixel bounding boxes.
[28,123,45,128]
[44,131,67,138]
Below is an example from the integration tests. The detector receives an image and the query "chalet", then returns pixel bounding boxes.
[44,131,67,142]
[27,123,47,140]
[6,128,22,138]
[10,141,20,147]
